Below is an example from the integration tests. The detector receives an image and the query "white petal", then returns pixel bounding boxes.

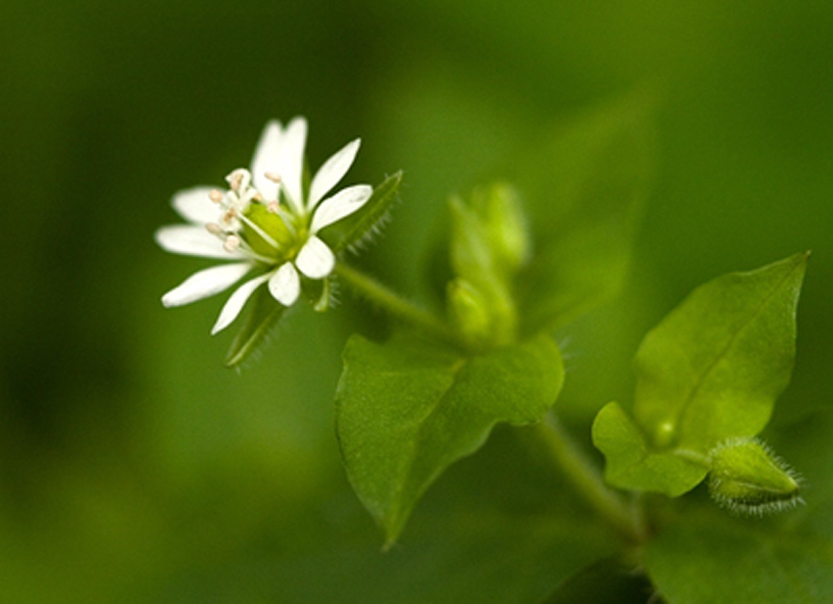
[250,120,283,200]
[162,262,252,307]
[172,187,221,225]
[155,225,246,259]
[310,184,373,232]
[295,236,335,279]
[308,138,361,210]
[277,117,308,214]
[268,262,301,306]
[211,272,272,335]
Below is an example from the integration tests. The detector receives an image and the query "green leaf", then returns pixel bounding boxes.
[645,507,833,604]
[634,252,807,450]
[592,253,808,496]
[644,410,833,603]
[542,556,656,604]
[224,285,287,367]
[335,333,564,545]
[592,402,706,497]
[511,92,656,333]
[331,171,402,254]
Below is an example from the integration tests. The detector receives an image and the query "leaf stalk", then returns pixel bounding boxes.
[536,413,647,544]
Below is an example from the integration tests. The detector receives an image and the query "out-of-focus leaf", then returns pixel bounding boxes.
[335,333,563,545]
[645,410,833,603]
[542,556,656,604]
[154,512,616,604]
[511,92,656,333]
[645,505,833,603]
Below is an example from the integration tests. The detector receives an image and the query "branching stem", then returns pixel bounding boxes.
[536,413,647,544]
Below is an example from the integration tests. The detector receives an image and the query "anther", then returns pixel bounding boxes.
[223,235,241,252]
[209,189,224,203]
[225,168,250,192]
[267,201,280,214]
[265,172,282,183]
[205,222,223,235]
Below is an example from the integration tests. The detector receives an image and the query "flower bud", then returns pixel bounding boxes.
[448,279,492,346]
[707,438,802,516]
[479,184,530,273]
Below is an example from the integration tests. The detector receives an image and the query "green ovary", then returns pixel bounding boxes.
[243,204,298,260]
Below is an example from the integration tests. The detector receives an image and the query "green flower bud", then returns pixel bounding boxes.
[707,438,802,516]
[448,278,492,346]
[478,184,531,273]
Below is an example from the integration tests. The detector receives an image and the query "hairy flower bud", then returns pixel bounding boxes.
[707,438,802,516]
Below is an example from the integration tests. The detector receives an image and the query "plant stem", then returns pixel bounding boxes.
[335,262,463,348]
[536,413,647,544]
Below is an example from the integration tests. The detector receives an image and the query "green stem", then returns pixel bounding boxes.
[335,263,463,348]
[536,413,646,544]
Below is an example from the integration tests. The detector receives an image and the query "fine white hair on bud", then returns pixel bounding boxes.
[707,437,803,517]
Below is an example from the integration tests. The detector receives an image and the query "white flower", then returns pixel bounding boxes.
[156,117,373,334]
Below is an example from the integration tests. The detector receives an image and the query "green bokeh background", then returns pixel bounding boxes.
[2,1,831,601]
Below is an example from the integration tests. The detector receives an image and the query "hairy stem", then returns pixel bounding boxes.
[536,413,647,544]
[335,263,464,348]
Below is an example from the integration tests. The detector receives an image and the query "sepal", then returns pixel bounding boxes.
[331,171,402,253]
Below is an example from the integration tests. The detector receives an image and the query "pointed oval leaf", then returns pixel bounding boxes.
[335,333,564,545]
[634,252,808,451]
[511,92,656,333]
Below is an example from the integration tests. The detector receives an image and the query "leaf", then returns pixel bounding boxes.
[592,253,808,496]
[335,333,564,545]
[645,507,833,603]
[510,92,656,333]
[542,556,656,604]
[331,171,402,254]
[643,410,833,603]
[225,285,287,367]
[634,252,807,450]
[165,513,616,604]
[592,402,706,497]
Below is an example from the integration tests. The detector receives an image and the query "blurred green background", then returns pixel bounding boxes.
[2,0,831,601]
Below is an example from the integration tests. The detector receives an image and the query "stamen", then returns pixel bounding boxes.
[209,189,224,203]
[274,206,298,236]
[225,168,251,192]
[267,201,280,214]
[265,172,282,184]
[223,235,241,252]
[205,222,223,235]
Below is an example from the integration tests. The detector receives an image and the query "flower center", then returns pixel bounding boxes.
[242,203,299,260]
